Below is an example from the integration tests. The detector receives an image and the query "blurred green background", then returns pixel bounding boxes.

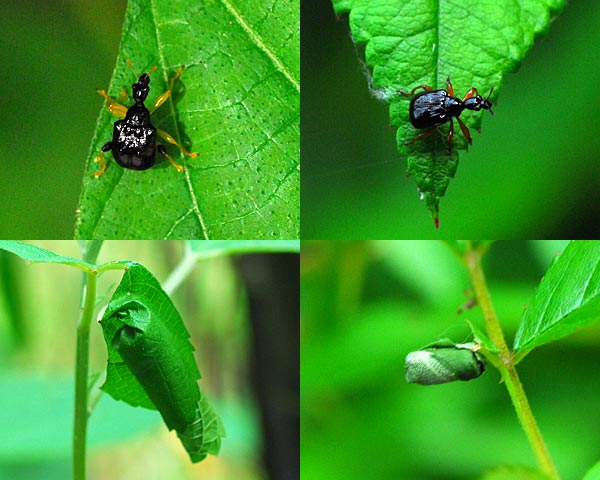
[0,1,125,238]
[302,1,600,238]
[301,241,600,479]
[0,241,298,480]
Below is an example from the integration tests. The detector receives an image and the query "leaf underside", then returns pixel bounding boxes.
[331,0,564,226]
[100,262,224,462]
[0,240,93,270]
[514,241,600,353]
[76,0,299,239]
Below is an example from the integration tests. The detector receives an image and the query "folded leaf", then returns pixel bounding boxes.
[100,262,224,462]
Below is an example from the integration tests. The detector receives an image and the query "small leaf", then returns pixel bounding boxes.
[467,321,500,355]
[331,0,565,225]
[514,241,600,352]
[76,0,300,239]
[100,262,224,462]
[0,241,93,271]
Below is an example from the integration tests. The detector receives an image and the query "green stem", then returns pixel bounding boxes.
[73,241,103,480]
[465,247,560,480]
[162,248,197,296]
[73,271,97,480]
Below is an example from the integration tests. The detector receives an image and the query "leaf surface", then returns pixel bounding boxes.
[514,241,600,352]
[76,0,299,239]
[100,262,224,462]
[331,0,564,226]
[0,241,93,270]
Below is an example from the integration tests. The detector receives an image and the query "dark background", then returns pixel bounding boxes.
[301,0,600,238]
[0,1,125,238]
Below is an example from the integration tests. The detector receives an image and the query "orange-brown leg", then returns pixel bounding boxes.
[157,128,198,159]
[456,117,473,145]
[399,84,433,97]
[446,77,455,97]
[462,87,479,101]
[97,90,128,118]
[404,126,436,145]
[150,66,185,113]
[92,142,112,178]
[157,144,184,172]
[446,119,455,151]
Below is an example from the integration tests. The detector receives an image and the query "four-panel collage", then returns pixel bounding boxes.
[1,1,600,480]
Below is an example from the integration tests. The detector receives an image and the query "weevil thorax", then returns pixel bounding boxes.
[444,95,464,117]
[125,104,151,127]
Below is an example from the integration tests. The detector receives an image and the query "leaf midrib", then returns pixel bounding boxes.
[150,0,209,239]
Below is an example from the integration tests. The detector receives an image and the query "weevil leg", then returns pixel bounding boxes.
[150,65,185,113]
[447,119,455,152]
[157,144,184,172]
[115,87,128,103]
[157,128,198,159]
[404,126,436,145]
[462,87,479,101]
[456,117,473,145]
[399,84,433,97]
[97,90,128,118]
[92,142,112,178]
[446,77,455,97]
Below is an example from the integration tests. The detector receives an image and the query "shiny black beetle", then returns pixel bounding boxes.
[399,77,494,152]
[92,60,197,177]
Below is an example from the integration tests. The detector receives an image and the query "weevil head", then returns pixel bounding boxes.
[464,87,495,115]
[132,74,151,104]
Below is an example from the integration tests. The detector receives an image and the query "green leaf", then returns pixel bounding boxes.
[76,0,300,239]
[467,321,499,354]
[187,239,299,258]
[331,0,564,226]
[100,262,225,462]
[0,240,93,271]
[514,241,600,352]
[583,461,600,480]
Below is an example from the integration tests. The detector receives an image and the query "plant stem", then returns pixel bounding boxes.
[73,271,97,480]
[465,247,560,480]
[162,248,197,296]
[73,241,102,480]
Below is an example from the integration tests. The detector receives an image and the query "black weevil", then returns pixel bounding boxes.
[92,60,197,177]
[399,77,494,152]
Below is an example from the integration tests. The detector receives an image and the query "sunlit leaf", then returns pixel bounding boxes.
[331,0,564,226]
[76,0,299,239]
[514,241,600,353]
